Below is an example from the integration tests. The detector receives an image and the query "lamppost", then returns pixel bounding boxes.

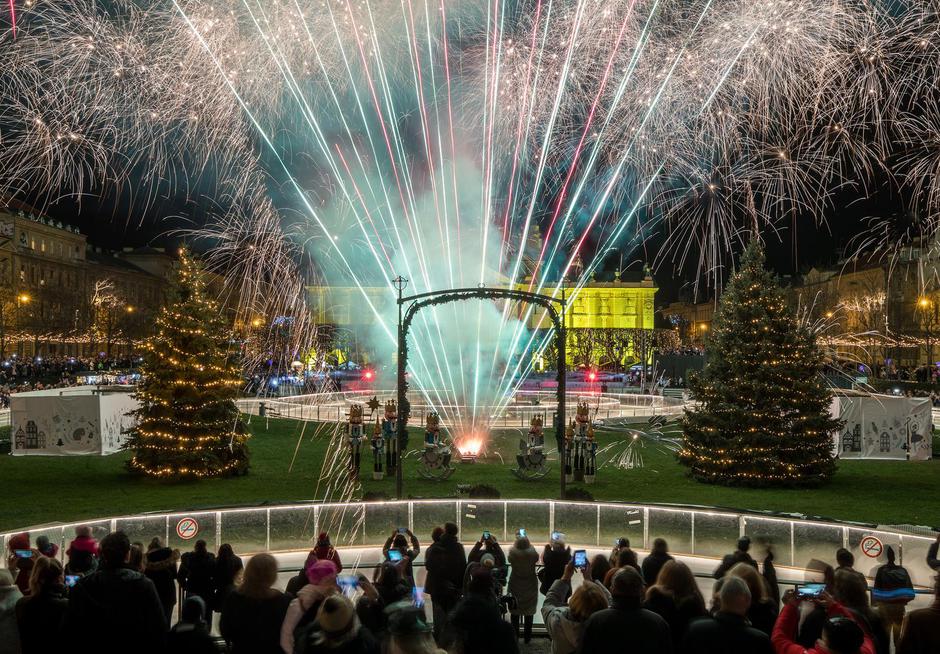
[918,297,936,366]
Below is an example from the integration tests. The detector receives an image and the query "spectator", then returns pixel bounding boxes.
[762,547,780,607]
[833,568,890,654]
[129,542,146,573]
[373,562,411,607]
[294,594,380,654]
[772,588,874,654]
[63,530,167,653]
[540,561,610,654]
[872,545,914,649]
[540,534,571,596]
[144,537,180,626]
[0,569,22,654]
[446,567,518,654]
[385,601,445,654]
[280,559,339,653]
[898,573,940,654]
[603,548,640,588]
[15,555,67,654]
[642,538,674,586]
[463,552,502,597]
[65,525,99,576]
[179,539,216,621]
[213,543,244,617]
[34,536,57,560]
[424,522,466,642]
[221,552,291,654]
[383,529,420,587]
[6,533,35,595]
[507,535,539,644]
[287,550,320,596]
[167,596,217,654]
[580,567,671,654]
[713,536,758,579]
[836,548,858,575]
[927,533,939,571]
[684,576,773,654]
[588,554,610,584]
[726,562,777,636]
[644,560,707,645]
[313,532,343,574]
[609,537,630,568]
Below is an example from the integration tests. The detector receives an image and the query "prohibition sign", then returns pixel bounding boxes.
[860,535,883,559]
[176,517,199,540]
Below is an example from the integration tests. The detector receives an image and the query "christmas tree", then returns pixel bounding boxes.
[678,240,840,487]
[126,251,249,478]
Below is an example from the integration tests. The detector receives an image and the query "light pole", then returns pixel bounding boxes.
[918,297,936,366]
[392,275,409,500]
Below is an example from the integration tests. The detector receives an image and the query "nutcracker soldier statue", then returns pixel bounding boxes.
[371,415,385,480]
[346,403,364,478]
[417,412,455,480]
[382,400,399,474]
[512,413,550,480]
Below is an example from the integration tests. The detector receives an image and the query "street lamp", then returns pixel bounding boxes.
[251,318,263,328]
[17,294,29,304]
[918,297,937,365]
[125,305,135,313]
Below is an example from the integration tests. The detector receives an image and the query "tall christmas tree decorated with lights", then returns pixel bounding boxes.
[678,240,839,487]
[126,251,249,478]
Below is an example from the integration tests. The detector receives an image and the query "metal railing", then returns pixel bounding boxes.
[3,499,937,589]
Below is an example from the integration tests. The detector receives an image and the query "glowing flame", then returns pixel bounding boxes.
[457,438,483,457]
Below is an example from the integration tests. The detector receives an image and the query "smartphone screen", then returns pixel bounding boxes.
[337,575,359,593]
[65,575,80,588]
[397,527,407,534]
[573,550,587,568]
[551,531,563,542]
[518,528,527,538]
[482,530,491,541]
[413,585,425,608]
[14,549,32,559]
[797,583,826,598]
[387,549,403,562]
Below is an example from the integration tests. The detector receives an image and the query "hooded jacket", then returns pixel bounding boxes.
[424,533,467,603]
[0,582,23,654]
[63,565,167,654]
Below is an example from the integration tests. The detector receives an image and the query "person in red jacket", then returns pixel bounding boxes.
[772,589,875,654]
[313,532,342,573]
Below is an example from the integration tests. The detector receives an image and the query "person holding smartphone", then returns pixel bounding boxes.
[383,528,420,587]
[5,532,37,595]
[508,532,539,643]
[540,533,571,597]
[14,556,68,654]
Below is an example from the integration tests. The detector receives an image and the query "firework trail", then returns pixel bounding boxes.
[2,0,940,440]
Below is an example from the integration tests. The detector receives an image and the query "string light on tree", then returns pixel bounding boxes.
[125,249,249,479]
[678,240,841,488]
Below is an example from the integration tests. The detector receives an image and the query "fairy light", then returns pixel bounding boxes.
[127,250,249,479]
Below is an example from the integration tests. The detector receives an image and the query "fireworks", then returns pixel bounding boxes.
[2,0,940,433]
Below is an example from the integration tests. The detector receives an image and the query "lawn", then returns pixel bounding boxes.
[1,415,938,532]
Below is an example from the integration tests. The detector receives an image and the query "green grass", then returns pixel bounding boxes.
[1,416,938,532]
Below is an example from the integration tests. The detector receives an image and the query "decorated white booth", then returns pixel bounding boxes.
[10,386,138,456]
[832,393,932,461]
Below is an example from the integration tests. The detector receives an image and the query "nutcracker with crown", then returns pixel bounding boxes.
[371,416,385,480]
[564,421,575,483]
[346,404,365,478]
[417,412,455,480]
[568,401,596,483]
[382,400,399,474]
[512,413,550,480]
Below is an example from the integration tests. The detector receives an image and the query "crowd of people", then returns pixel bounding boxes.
[2,525,939,654]
[0,355,142,408]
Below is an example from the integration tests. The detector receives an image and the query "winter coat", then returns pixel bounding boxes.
[167,622,219,654]
[424,533,467,606]
[313,545,343,573]
[447,592,519,654]
[15,584,68,654]
[578,599,673,654]
[540,545,570,595]
[641,551,674,587]
[643,586,706,646]
[682,612,774,654]
[772,602,876,654]
[65,536,99,576]
[898,600,940,654]
[144,547,178,612]
[179,551,216,601]
[873,562,915,605]
[281,585,335,654]
[0,583,23,654]
[212,554,243,612]
[712,550,758,579]
[220,589,291,654]
[540,579,602,654]
[507,544,539,616]
[295,620,381,654]
[63,565,168,654]
[746,598,778,636]
[927,541,939,571]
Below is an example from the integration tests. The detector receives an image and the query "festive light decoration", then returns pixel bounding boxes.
[678,240,841,488]
[125,250,249,478]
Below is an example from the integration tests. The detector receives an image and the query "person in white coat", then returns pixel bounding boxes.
[540,561,610,654]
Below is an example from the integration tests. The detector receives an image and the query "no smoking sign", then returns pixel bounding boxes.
[859,535,883,559]
[176,517,200,541]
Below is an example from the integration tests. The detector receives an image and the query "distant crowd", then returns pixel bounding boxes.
[3,524,940,654]
[0,355,141,408]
